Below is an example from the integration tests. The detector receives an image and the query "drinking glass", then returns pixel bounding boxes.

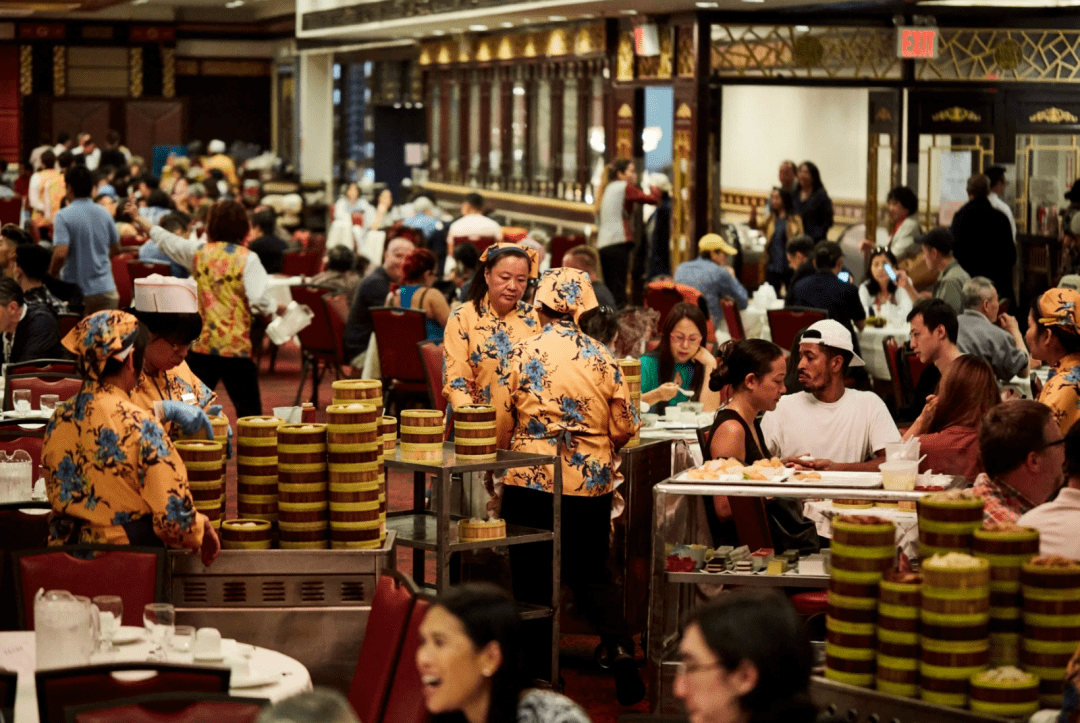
[93,595,123,653]
[11,390,31,416]
[39,394,59,417]
[171,625,195,655]
[143,603,175,661]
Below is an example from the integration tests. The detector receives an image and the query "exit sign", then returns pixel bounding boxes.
[897,27,938,59]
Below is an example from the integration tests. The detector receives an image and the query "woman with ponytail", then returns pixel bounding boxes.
[594,158,661,307]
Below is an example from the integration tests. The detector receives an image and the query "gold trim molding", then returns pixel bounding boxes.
[52,45,65,97]
[1029,107,1078,124]
[162,47,175,98]
[129,47,143,98]
[19,46,31,96]
[931,106,981,123]
[617,103,633,119]
[420,22,605,66]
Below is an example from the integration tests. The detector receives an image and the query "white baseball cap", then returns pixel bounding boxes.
[799,319,865,367]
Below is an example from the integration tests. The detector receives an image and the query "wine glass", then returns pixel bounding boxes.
[12,390,31,416]
[93,595,123,653]
[39,394,59,418]
[143,603,175,661]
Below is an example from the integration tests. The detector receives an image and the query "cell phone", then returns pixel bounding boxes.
[884,262,898,283]
[838,270,852,283]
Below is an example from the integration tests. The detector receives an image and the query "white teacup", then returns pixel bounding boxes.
[193,627,222,660]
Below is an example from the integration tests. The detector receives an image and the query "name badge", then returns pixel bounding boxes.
[181,393,197,403]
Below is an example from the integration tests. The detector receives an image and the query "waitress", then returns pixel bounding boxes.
[128,276,224,444]
[41,310,220,564]
[443,242,540,445]
[499,268,644,706]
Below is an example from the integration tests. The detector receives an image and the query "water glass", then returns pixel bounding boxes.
[93,596,123,653]
[143,603,175,661]
[12,389,31,416]
[171,625,195,655]
[39,394,59,417]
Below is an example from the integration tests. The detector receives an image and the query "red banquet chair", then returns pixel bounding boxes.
[111,253,137,310]
[37,664,230,723]
[882,336,905,410]
[549,235,585,267]
[290,285,347,407]
[0,199,21,227]
[126,260,171,284]
[348,571,422,723]
[0,415,47,482]
[281,251,323,277]
[3,359,77,378]
[766,306,827,353]
[0,500,51,631]
[381,596,433,723]
[419,340,447,412]
[369,308,429,414]
[14,545,165,629]
[452,234,498,257]
[5,375,83,412]
[65,692,268,723]
[58,313,80,338]
[720,298,745,342]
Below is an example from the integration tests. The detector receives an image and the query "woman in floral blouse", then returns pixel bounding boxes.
[443,242,540,444]
[1026,287,1080,435]
[499,267,644,705]
[41,310,220,565]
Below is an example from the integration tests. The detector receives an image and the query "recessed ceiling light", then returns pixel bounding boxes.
[620,9,637,14]
[548,15,567,21]
[131,0,149,4]
[432,29,446,35]
[794,24,809,31]
[741,0,765,3]
[500,21,514,27]
[696,1,718,6]
[225,0,244,7]
[469,24,488,31]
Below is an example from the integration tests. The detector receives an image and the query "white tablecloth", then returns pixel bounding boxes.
[265,276,305,309]
[1,630,312,722]
[739,299,786,342]
[803,500,919,561]
[858,325,908,381]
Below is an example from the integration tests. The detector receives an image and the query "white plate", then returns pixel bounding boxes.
[675,467,791,484]
[194,651,226,662]
[230,671,278,688]
[675,468,881,488]
[112,626,144,645]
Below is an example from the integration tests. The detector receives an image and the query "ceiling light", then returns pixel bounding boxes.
[468,24,488,31]
[548,15,567,21]
[794,24,809,31]
[620,9,637,15]
[582,13,595,18]
[225,0,244,7]
[432,29,446,35]
[500,21,514,27]
[132,0,149,4]
[696,1,718,7]
[512,86,526,96]
[741,0,765,3]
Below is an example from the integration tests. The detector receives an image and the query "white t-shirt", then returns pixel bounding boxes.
[1018,487,1080,560]
[761,390,901,463]
[447,214,502,244]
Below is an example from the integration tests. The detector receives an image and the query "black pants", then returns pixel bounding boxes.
[766,268,792,297]
[186,353,263,420]
[502,485,632,672]
[599,242,634,308]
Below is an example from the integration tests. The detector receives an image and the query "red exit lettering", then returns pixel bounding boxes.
[897,28,937,59]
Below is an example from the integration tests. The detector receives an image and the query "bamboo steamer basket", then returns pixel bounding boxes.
[921,555,991,590]
[877,573,922,661]
[174,440,224,477]
[919,556,991,647]
[178,414,231,443]
[332,539,382,550]
[875,653,919,698]
[326,403,380,445]
[329,484,381,504]
[401,410,445,462]
[189,480,224,502]
[380,416,398,455]
[921,586,991,616]
[618,358,642,448]
[237,416,283,438]
[453,405,497,462]
[237,478,277,496]
[277,483,329,505]
[331,379,383,411]
[279,518,328,545]
[828,517,896,576]
[917,493,985,557]
[327,460,380,485]
[825,641,876,688]
[827,591,878,625]
[1020,558,1080,706]
[277,424,327,466]
[329,499,381,524]
[220,519,272,550]
[968,668,1041,718]
[974,526,1037,664]
[327,443,380,467]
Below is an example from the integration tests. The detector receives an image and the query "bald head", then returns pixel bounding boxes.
[384,238,415,282]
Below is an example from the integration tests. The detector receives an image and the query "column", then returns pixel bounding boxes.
[299,52,333,193]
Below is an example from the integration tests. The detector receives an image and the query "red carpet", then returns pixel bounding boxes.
[207,342,649,719]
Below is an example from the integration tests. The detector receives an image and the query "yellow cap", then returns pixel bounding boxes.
[698,233,737,255]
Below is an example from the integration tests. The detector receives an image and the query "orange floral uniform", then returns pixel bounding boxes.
[129,361,218,438]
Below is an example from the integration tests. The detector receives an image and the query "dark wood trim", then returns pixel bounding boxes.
[457,69,469,184]
[550,71,564,192]
[499,70,512,183]
[576,65,591,192]
[439,73,451,183]
[478,70,491,186]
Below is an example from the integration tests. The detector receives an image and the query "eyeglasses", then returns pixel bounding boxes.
[674,660,722,677]
[1040,438,1066,452]
[670,334,702,347]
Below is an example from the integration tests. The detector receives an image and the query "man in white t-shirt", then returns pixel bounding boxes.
[761,319,901,469]
[445,192,502,274]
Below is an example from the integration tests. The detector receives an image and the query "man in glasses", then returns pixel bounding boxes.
[975,400,1065,525]
[1019,421,1080,559]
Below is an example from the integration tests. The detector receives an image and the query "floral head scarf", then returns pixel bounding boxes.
[533,268,598,323]
[1038,288,1080,335]
[61,310,139,381]
[479,242,539,280]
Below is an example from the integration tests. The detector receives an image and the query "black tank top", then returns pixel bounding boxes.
[703,408,766,546]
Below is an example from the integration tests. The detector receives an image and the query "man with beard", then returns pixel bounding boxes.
[761,319,900,470]
[975,400,1065,525]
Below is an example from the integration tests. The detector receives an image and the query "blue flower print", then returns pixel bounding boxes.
[72,393,92,421]
[582,462,611,491]
[569,451,587,468]
[166,495,195,530]
[56,457,84,503]
[523,358,546,391]
[527,418,547,439]
[140,419,171,459]
[1064,365,1080,385]
[613,367,623,385]
[85,491,101,511]
[480,385,492,404]
[450,377,470,392]
[559,397,584,424]
[579,336,602,360]
[470,351,482,365]
[559,280,581,306]
[112,511,134,525]
[84,313,112,350]
[95,428,127,466]
[490,330,513,358]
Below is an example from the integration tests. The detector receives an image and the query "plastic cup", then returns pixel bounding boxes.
[885,440,920,461]
[879,460,918,491]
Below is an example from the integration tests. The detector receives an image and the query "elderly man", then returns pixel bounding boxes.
[403,196,441,241]
[761,319,901,469]
[563,245,617,308]
[917,227,970,314]
[344,237,416,370]
[951,174,1016,305]
[974,400,1064,524]
[907,298,961,416]
[1018,422,1080,559]
[673,233,748,326]
[957,276,1029,382]
[0,277,62,365]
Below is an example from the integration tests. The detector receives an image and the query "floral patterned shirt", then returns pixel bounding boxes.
[191,242,254,358]
[1039,352,1080,435]
[972,473,1036,526]
[443,296,540,445]
[129,361,218,439]
[42,382,207,549]
[500,319,639,496]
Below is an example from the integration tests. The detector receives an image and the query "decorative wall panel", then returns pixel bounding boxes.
[917,29,1080,84]
[711,26,901,80]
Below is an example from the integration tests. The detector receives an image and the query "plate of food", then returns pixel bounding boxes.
[787,470,882,488]
[676,457,790,484]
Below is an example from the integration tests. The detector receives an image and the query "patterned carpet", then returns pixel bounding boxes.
[208,341,649,721]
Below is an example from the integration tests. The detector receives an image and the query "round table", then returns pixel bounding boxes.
[802,500,919,561]
[857,324,908,381]
[1,630,312,723]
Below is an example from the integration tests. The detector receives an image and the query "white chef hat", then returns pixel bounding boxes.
[133,275,199,314]
[208,139,226,154]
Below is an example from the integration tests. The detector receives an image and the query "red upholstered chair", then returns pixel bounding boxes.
[58,313,80,338]
[111,253,137,310]
[126,260,171,284]
[0,502,50,630]
[5,376,83,411]
[369,308,429,414]
[0,417,47,482]
[455,235,498,257]
[66,692,268,723]
[3,359,77,377]
[500,227,527,243]
[381,597,433,723]
[14,545,165,629]
[0,199,20,227]
[720,298,745,342]
[348,571,421,723]
[119,235,145,248]
[766,306,827,352]
[419,341,447,412]
[903,345,930,390]
[282,251,323,277]
[882,336,905,410]
[549,235,585,267]
[36,664,231,723]
[290,285,346,407]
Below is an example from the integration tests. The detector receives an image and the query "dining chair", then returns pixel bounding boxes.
[418,340,446,412]
[766,307,828,352]
[369,308,429,414]
[380,596,432,723]
[720,298,746,342]
[0,502,50,631]
[14,545,165,629]
[290,285,345,407]
[3,359,77,378]
[5,376,83,412]
[64,691,268,723]
[38,664,231,723]
[0,668,15,722]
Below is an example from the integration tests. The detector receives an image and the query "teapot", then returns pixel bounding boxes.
[35,589,99,669]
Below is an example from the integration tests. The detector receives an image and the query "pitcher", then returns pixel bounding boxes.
[35,590,99,669]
